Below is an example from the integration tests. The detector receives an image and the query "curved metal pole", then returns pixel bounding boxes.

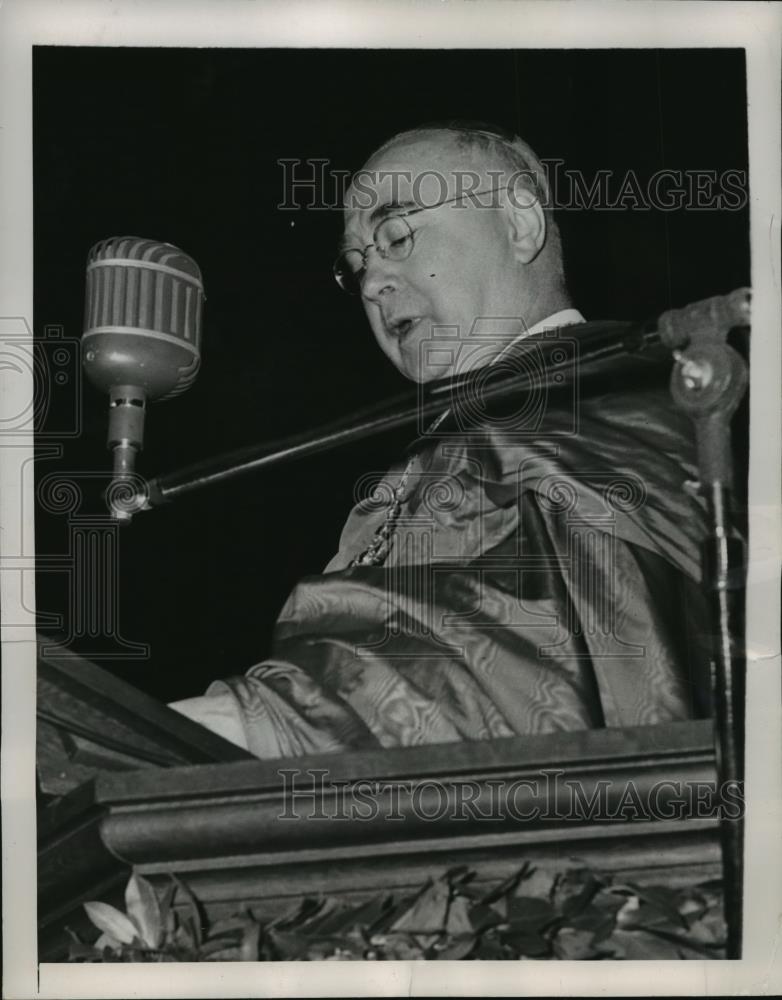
[115,319,670,518]
[668,322,749,960]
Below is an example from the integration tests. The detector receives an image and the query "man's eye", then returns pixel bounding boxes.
[376,216,415,259]
[378,216,410,239]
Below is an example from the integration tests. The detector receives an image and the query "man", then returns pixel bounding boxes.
[171,122,709,756]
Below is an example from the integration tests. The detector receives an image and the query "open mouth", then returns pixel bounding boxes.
[389,316,423,340]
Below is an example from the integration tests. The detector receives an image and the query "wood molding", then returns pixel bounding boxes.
[39,718,722,959]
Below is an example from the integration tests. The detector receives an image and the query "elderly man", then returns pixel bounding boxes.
[171,122,709,757]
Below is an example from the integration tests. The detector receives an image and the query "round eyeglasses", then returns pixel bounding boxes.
[333,214,417,296]
[333,185,508,295]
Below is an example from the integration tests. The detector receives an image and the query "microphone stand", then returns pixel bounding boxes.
[662,293,749,960]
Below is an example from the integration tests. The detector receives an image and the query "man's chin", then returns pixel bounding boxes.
[398,334,457,383]
[398,357,452,384]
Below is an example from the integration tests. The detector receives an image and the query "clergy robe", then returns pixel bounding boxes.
[183,323,711,758]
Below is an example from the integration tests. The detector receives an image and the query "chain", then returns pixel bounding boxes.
[349,408,451,567]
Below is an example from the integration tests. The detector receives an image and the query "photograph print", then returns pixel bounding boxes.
[31,41,756,968]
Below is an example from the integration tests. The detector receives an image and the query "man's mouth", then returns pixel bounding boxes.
[387,316,424,340]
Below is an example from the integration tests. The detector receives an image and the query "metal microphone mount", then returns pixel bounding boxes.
[662,287,750,959]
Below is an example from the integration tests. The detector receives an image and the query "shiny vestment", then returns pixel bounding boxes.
[197,325,711,758]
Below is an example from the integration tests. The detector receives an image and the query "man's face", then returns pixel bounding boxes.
[342,135,528,383]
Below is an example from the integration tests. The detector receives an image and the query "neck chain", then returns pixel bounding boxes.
[349,408,450,567]
[348,326,552,568]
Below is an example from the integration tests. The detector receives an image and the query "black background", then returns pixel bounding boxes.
[33,47,749,700]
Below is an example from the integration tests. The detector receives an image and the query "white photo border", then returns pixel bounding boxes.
[1,1,780,997]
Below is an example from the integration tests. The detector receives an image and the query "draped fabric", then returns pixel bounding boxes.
[206,326,711,759]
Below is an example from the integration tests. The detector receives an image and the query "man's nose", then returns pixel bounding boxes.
[361,247,400,301]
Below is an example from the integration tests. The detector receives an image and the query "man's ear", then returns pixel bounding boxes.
[505,182,546,264]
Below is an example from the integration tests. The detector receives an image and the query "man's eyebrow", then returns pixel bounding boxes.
[369,199,419,224]
[339,200,419,251]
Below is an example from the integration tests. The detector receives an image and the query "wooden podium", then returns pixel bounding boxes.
[37,639,721,961]
[37,637,253,798]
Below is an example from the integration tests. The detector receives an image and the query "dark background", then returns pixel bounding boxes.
[33,47,749,700]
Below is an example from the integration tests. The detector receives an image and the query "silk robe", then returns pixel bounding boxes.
[203,327,711,758]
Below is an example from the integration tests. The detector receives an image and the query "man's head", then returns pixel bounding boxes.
[337,123,571,382]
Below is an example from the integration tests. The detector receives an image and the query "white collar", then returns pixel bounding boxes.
[523,308,586,336]
[495,308,586,362]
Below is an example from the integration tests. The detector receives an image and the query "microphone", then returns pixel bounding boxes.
[81,236,205,520]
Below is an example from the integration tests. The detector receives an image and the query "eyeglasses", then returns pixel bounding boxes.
[333,185,507,295]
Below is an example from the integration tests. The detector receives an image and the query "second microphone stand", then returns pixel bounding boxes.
[663,293,749,960]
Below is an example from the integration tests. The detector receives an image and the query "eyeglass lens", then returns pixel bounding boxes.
[334,216,415,294]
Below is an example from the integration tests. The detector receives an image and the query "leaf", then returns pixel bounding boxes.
[479,863,531,905]
[507,895,557,932]
[83,901,139,945]
[452,883,483,901]
[389,878,449,934]
[93,931,121,952]
[368,894,417,935]
[464,901,503,933]
[295,897,348,934]
[372,933,426,960]
[552,926,600,960]
[301,896,393,940]
[157,879,178,940]
[513,865,556,901]
[590,886,627,915]
[642,925,725,957]
[597,927,683,960]
[445,895,474,935]
[199,937,242,961]
[678,895,705,920]
[125,873,162,949]
[68,939,103,961]
[315,934,366,959]
[474,934,511,960]
[615,894,641,927]
[267,929,311,960]
[566,902,617,942]
[200,913,261,961]
[239,920,262,961]
[694,878,724,896]
[172,921,196,956]
[348,895,396,936]
[551,868,600,917]
[208,914,252,938]
[321,946,360,961]
[499,928,551,957]
[444,864,474,886]
[171,875,206,947]
[436,935,476,960]
[680,911,727,947]
[272,895,327,931]
[623,882,688,928]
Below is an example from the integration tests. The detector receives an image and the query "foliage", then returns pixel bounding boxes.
[68,864,726,962]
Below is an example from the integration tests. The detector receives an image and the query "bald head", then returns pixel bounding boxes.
[360,123,565,284]
[340,123,572,382]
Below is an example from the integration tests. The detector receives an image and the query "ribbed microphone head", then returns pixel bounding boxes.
[82,236,204,401]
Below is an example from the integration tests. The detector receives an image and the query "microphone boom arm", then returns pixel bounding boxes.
[118,288,750,519]
[124,319,664,516]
